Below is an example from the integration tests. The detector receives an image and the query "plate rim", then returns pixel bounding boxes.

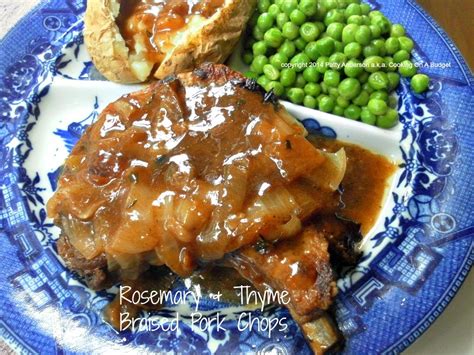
[0,0,472,353]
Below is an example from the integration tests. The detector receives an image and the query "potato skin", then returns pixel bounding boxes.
[84,0,256,83]
[84,0,141,84]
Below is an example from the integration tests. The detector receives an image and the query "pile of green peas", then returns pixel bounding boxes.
[241,0,431,128]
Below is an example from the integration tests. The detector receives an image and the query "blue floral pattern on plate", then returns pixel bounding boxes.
[0,0,472,354]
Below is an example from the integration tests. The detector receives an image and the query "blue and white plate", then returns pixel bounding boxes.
[0,0,472,353]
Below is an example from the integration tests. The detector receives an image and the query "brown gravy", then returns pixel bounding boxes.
[117,0,224,63]
[103,135,397,329]
[308,135,397,235]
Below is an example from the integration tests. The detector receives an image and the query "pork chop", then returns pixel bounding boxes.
[47,63,347,283]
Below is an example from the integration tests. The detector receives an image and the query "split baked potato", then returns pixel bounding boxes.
[84,0,256,83]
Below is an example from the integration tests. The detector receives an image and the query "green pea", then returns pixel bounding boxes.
[391,24,405,37]
[257,13,275,32]
[354,25,371,46]
[303,66,320,82]
[336,96,350,108]
[387,72,400,91]
[321,0,337,10]
[347,15,363,25]
[360,107,377,125]
[324,9,345,26]
[270,52,288,69]
[299,0,318,16]
[385,37,400,55]
[344,3,361,18]
[290,52,310,72]
[318,95,336,112]
[384,56,397,72]
[359,71,370,84]
[294,37,308,51]
[252,41,268,56]
[363,44,380,57]
[281,0,298,15]
[280,67,297,86]
[344,42,362,59]
[304,82,321,96]
[252,26,265,40]
[295,73,307,88]
[326,22,344,40]
[257,75,271,89]
[316,56,329,73]
[329,86,339,99]
[342,24,359,44]
[368,71,389,90]
[363,56,384,73]
[268,4,280,17]
[338,78,361,99]
[368,98,388,115]
[393,49,410,63]
[369,24,382,38]
[328,52,346,70]
[344,58,363,77]
[333,105,345,116]
[290,9,306,25]
[315,21,325,33]
[279,40,296,58]
[334,40,344,53]
[362,82,374,93]
[251,55,269,74]
[267,81,285,96]
[389,95,398,108]
[287,87,305,103]
[316,37,335,56]
[264,28,283,47]
[303,95,317,108]
[244,71,258,80]
[377,108,399,128]
[304,41,319,60]
[300,22,320,42]
[276,13,289,29]
[370,90,389,101]
[282,22,299,40]
[371,15,391,34]
[324,69,341,87]
[410,73,430,93]
[360,4,371,15]
[320,81,329,94]
[242,51,253,65]
[371,39,385,53]
[369,11,384,19]
[258,0,271,13]
[399,36,414,52]
[263,64,280,80]
[353,90,370,106]
[399,60,417,77]
[361,15,371,26]
[344,104,362,120]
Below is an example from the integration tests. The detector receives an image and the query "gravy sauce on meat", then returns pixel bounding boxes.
[47,70,346,279]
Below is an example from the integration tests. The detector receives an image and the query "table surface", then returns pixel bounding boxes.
[0,1,472,355]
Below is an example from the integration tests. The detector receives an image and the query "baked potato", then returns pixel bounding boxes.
[84,0,256,83]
